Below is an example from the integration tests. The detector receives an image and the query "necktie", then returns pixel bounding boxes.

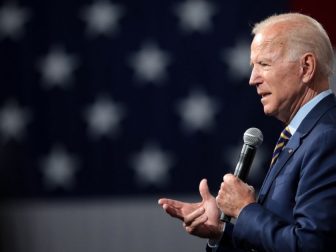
[270,127,292,168]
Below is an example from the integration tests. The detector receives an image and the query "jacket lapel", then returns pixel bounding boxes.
[257,94,336,204]
[257,134,300,204]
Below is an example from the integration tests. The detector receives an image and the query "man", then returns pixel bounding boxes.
[158,13,336,252]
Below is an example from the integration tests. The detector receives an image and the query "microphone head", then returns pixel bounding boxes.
[243,127,263,147]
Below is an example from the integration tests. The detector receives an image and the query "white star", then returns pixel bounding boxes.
[80,0,124,37]
[128,41,171,84]
[84,95,125,139]
[0,3,30,40]
[0,100,31,141]
[221,39,251,81]
[40,145,79,190]
[174,0,216,33]
[38,46,79,89]
[131,143,174,187]
[176,89,219,133]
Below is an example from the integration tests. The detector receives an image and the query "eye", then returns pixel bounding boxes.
[259,61,269,67]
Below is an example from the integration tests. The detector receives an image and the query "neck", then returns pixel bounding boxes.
[281,80,329,124]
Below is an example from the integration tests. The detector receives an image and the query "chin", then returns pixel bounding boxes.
[263,107,275,117]
[263,107,271,115]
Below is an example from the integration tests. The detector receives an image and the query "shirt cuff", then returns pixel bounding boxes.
[207,222,226,248]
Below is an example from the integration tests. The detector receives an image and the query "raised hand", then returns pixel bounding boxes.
[158,179,223,240]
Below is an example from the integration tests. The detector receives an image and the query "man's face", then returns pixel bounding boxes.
[249,31,304,123]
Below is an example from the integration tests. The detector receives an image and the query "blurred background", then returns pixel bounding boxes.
[0,0,334,251]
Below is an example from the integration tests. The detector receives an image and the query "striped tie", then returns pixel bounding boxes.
[270,127,291,168]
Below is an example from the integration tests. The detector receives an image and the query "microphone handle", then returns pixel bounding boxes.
[220,144,256,222]
[220,212,232,222]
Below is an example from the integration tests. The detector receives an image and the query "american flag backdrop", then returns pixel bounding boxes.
[0,0,334,251]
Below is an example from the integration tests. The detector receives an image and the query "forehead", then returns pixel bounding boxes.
[250,32,286,60]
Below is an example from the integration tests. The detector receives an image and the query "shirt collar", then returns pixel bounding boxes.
[287,89,333,135]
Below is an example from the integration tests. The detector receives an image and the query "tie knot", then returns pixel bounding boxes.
[270,126,292,168]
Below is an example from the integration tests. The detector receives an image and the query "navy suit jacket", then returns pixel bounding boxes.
[208,94,336,252]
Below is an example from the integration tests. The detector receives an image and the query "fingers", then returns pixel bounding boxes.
[184,207,205,226]
[164,205,183,219]
[199,179,212,202]
[216,173,256,218]
[221,174,254,193]
[215,189,225,211]
[183,207,207,234]
[216,174,237,202]
[158,198,183,208]
[248,185,255,193]
[158,198,184,219]
[223,173,238,183]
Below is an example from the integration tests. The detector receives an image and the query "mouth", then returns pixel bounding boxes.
[259,92,271,102]
[261,93,271,98]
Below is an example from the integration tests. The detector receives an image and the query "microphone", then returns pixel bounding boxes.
[220,127,263,222]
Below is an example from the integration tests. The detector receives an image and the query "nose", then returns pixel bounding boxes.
[249,66,262,87]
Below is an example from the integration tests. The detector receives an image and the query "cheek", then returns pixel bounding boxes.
[273,87,293,112]
[267,72,292,103]
[273,88,288,103]
[262,83,287,115]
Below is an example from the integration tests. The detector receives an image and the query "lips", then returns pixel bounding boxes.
[258,92,271,98]
[258,92,271,103]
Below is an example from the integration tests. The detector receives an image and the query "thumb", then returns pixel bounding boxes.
[199,178,212,201]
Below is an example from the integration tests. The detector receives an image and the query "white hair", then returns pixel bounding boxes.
[252,13,334,79]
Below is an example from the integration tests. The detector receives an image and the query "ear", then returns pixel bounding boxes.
[300,53,316,83]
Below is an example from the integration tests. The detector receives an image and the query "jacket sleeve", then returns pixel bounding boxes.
[231,129,336,252]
